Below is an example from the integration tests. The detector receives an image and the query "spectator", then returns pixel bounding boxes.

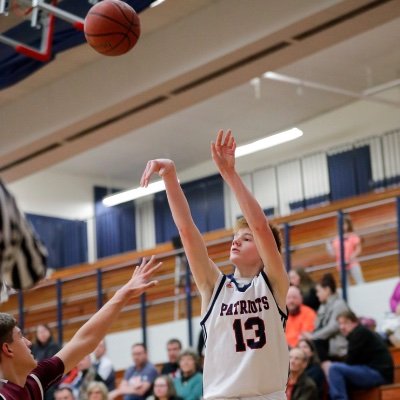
[286,348,318,400]
[328,215,364,285]
[286,286,317,348]
[289,268,320,311]
[303,273,348,363]
[108,343,158,400]
[173,350,202,400]
[161,338,182,377]
[148,375,182,400]
[92,339,116,391]
[328,310,394,400]
[86,381,108,400]
[31,324,61,400]
[298,338,327,400]
[62,355,104,400]
[54,386,76,400]
[390,281,400,314]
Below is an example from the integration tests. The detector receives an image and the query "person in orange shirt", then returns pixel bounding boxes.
[327,215,364,285]
[286,285,317,348]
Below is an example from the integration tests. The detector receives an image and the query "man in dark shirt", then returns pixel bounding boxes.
[0,257,160,400]
[328,310,394,400]
[161,338,182,377]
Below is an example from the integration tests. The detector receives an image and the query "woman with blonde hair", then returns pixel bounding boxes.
[86,381,108,400]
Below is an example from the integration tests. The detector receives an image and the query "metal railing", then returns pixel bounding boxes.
[10,196,400,346]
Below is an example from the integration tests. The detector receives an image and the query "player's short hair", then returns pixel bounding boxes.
[0,313,17,348]
[234,217,282,253]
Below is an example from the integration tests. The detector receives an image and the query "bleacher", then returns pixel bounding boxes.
[1,186,400,398]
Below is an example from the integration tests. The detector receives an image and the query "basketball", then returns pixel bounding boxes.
[84,0,141,56]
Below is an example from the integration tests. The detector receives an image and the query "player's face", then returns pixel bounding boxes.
[230,228,262,269]
[9,327,37,370]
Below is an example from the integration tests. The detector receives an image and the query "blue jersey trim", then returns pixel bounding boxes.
[260,270,288,321]
[200,275,227,328]
[226,274,253,292]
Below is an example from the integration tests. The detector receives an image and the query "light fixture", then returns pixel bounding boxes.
[104,128,303,206]
[235,128,303,158]
[150,0,166,8]
[103,180,166,207]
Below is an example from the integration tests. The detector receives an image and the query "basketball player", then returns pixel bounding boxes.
[141,130,289,399]
[0,256,161,400]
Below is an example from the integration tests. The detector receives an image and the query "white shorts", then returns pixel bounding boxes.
[210,391,286,400]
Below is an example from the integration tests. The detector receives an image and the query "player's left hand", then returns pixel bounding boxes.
[211,129,236,177]
[122,256,161,298]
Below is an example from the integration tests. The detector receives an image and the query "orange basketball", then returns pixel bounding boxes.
[84,0,140,56]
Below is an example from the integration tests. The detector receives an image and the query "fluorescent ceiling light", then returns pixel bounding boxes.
[104,128,302,206]
[235,128,303,158]
[150,0,166,8]
[103,180,166,207]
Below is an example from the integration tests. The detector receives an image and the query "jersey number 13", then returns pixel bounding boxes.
[233,317,266,352]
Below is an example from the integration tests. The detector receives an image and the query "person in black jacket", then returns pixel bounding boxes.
[298,338,327,399]
[328,310,394,400]
[31,324,62,400]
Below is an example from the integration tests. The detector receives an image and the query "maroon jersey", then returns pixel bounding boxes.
[0,356,64,400]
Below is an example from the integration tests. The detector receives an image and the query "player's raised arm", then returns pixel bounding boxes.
[56,256,161,374]
[211,130,289,309]
[141,159,220,306]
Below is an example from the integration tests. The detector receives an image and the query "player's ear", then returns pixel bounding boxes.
[1,342,13,357]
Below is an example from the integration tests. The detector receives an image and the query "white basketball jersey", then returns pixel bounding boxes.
[200,272,289,399]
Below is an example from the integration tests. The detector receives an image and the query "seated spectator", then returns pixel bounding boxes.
[86,381,109,400]
[173,350,202,400]
[390,281,400,314]
[92,339,116,391]
[327,310,394,400]
[61,355,104,400]
[286,348,318,400]
[289,268,320,311]
[54,386,76,400]
[303,273,348,363]
[31,324,61,400]
[148,375,183,400]
[298,338,327,400]
[161,338,182,377]
[108,343,158,400]
[286,286,317,348]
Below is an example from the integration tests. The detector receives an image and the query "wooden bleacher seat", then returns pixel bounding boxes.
[0,186,399,345]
